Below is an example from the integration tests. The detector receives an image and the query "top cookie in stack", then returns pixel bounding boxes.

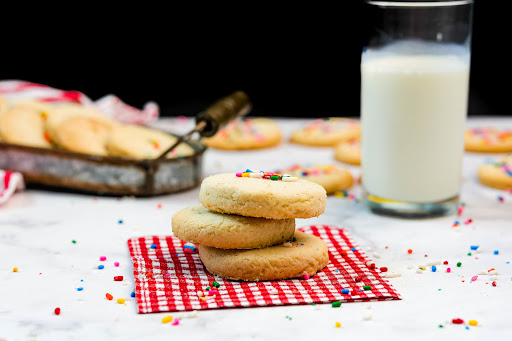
[172,170,329,281]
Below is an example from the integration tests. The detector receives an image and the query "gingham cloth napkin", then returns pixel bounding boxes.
[128,225,401,314]
[0,79,159,125]
[0,170,24,205]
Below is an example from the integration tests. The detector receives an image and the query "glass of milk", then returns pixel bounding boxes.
[361,0,474,217]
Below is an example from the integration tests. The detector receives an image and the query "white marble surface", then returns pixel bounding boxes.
[1,117,512,341]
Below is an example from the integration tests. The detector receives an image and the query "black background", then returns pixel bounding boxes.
[1,2,507,118]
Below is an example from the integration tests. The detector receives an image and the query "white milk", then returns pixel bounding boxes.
[361,41,470,203]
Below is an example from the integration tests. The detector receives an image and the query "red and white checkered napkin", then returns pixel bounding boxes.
[0,170,24,205]
[0,80,159,125]
[127,225,401,314]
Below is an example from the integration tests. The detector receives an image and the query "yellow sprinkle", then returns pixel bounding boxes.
[241,173,250,177]
[13,267,18,272]
[162,315,173,324]
[335,322,341,328]
[468,320,478,326]
[117,298,125,304]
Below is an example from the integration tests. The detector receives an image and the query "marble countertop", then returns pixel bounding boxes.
[1,117,511,341]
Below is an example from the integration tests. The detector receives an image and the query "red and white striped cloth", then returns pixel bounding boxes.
[0,80,159,125]
[0,170,24,205]
[128,225,401,314]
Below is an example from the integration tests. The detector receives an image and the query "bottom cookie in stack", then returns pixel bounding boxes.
[171,205,329,281]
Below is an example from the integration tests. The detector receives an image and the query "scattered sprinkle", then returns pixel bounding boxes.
[363,285,372,290]
[106,293,113,300]
[114,276,123,281]
[54,307,61,315]
[114,262,120,267]
[98,265,104,270]
[335,322,341,328]
[12,267,18,272]
[457,262,462,267]
[332,301,342,308]
[77,287,83,291]
[172,318,180,325]
[100,256,107,261]
[470,245,479,250]
[408,249,413,254]
[341,289,350,294]
[131,292,135,297]
[431,266,437,272]
[162,315,173,324]
[471,275,478,281]
[72,240,77,244]
[380,267,388,272]
[118,220,123,224]
[452,318,464,324]
[468,320,478,326]
[117,298,125,304]
[494,250,499,255]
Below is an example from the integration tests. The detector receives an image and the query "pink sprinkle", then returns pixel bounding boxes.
[100,256,107,261]
[464,219,473,225]
[172,318,180,326]
[471,275,478,281]
[303,272,310,280]
[236,172,243,177]
[208,289,218,295]
[184,248,194,254]
[114,262,120,267]
[446,268,451,273]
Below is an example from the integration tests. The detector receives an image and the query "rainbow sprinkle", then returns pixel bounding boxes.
[236,169,298,182]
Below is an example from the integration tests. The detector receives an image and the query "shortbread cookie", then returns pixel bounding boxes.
[107,124,195,159]
[275,164,353,194]
[0,106,51,148]
[334,139,361,165]
[465,127,512,153]
[477,156,512,190]
[198,231,329,281]
[290,117,361,147]
[203,118,281,150]
[45,103,115,144]
[10,98,55,114]
[55,116,112,155]
[199,172,327,219]
[0,96,7,141]
[172,205,295,249]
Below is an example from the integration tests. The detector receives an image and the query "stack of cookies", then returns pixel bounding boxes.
[171,171,329,281]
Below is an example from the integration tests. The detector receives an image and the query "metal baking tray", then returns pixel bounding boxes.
[0,137,206,197]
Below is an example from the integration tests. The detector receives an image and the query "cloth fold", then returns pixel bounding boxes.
[0,170,24,205]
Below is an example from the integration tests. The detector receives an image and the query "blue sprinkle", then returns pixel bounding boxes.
[131,292,135,297]
[292,237,297,242]
[246,169,252,173]
[98,265,104,270]
[470,245,479,250]
[432,266,437,272]
[118,220,123,224]
[77,287,83,291]
[341,289,350,294]
[351,247,356,252]
[150,244,157,249]
[494,250,499,255]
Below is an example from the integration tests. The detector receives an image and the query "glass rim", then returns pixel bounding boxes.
[365,1,473,7]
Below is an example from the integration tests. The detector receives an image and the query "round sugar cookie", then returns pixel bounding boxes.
[275,164,353,194]
[202,118,281,150]
[199,172,327,219]
[55,116,112,155]
[290,117,361,147]
[477,156,512,190]
[0,106,52,148]
[172,205,295,249]
[198,231,329,281]
[45,103,116,144]
[465,127,512,153]
[10,98,55,114]
[334,139,361,165]
[107,124,195,159]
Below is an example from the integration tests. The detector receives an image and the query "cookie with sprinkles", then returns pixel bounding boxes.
[0,106,52,148]
[199,171,327,219]
[198,231,329,281]
[54,115,113,155]
[172,205,295,249]
[107,124,195,159]
[465,127,512,153]
[477,156,512,190]
[334,139,361,165]
[275,164,353,194]
[290,117,361,147]
[202,118,281,150]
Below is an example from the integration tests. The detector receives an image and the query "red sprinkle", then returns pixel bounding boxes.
[106,293,113,300]
[492,281,497,287]
[407,249,413,254]
[379,267,388,272]
[355,276,362,282]
[114,276,123,281]
[54,307,61,315]
[146,272,153,278]
[341,250,348,256]
[452,318,464,324]
[443,261,449,265]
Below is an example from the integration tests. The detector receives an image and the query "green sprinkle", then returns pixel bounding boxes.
[439,324,444,328]
[332,301,342,308]
[72,240,77,244]
[457,262,462,267]
[312,303,316,306]
[212,281,220,288]
[363,285,372,290]
[270,175,279,180]
[205,286,210,291]
[468,252,472,256]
